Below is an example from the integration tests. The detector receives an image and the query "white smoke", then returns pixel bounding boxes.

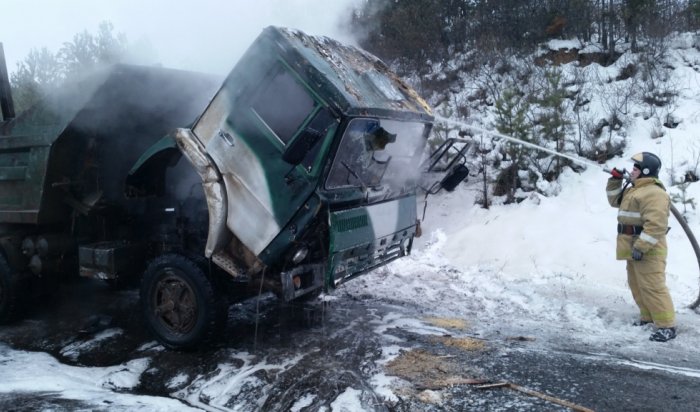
[0,0,364,75]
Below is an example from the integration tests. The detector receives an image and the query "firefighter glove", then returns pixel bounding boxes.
[632,248,643,261]
[611,168,625,179]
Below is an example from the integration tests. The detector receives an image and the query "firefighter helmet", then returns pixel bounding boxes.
[630,152,661,177]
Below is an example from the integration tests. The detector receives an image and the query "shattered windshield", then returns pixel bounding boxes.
[326,118,428,197]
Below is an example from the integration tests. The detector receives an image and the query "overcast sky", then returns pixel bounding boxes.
[0,0,363,76]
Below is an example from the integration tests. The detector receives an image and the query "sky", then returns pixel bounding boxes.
[2,24,700,412]
[0,0,363,76]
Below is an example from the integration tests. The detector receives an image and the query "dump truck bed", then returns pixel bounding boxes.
[0,65,220,224]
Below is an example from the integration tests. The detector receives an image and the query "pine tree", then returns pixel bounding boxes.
[536,67,571,178]
[493,87,531,203]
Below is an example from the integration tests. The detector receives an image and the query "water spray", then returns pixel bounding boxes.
[435,116,603,169]
[434,116,700,310]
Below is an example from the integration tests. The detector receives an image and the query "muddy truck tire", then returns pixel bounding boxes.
[0,254,27,324]
[140,254,228,350]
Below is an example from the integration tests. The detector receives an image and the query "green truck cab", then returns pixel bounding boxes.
[0,27,433,349]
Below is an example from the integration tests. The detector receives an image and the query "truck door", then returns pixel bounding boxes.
[192,62,336,257]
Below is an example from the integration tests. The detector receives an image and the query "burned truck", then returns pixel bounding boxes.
[0,27,433,349]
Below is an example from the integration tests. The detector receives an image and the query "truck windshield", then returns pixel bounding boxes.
[326,118,428,197]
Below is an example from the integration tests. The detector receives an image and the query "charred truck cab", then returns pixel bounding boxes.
[0,28,433,349]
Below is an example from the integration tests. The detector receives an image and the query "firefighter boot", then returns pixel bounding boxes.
[649,327,676,342]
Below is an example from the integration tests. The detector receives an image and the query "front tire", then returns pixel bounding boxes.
[140,254,227,350]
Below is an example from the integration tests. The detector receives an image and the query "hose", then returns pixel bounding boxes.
[669,203,700,310]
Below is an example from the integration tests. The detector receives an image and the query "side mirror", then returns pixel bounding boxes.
[440,164,469,192]
[282,107,336,165]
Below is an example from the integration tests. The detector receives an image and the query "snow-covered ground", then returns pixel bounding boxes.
[357,164,700,352]
[3,34,700,411]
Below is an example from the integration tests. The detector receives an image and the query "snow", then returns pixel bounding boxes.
[546,38,582,51]
[173,352,306,411]
[167,372,190,390]
[369,373,400,403]
[329,387,364,411]
[3,32,700,411]
[0,346,148,393]
[290,393,317,411]
[60,328,123,361]
[0,344,189,411]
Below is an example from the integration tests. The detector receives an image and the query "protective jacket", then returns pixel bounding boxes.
[606,176,669,260]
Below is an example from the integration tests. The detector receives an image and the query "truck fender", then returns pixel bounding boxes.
[126,135,181,197]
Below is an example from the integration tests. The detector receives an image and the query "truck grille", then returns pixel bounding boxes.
[334,215,368,232]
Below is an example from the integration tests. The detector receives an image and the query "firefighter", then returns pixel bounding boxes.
[607,152,676,342]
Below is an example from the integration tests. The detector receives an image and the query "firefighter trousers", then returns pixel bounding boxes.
[626,257,675,328]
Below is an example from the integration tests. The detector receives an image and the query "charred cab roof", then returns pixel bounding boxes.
[255,26,433,122]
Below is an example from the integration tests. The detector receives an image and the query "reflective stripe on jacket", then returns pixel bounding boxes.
[606,177,669,260]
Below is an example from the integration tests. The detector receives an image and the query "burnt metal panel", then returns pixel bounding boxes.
[79,240,145,279]
[265,27,433,120]
[0,139,51,223]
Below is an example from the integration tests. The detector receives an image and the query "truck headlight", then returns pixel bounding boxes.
[292,247,308,264]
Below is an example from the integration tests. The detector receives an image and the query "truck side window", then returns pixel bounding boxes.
[250,68,315,144]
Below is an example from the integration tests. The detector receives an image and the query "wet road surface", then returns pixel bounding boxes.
[1,277,699,411]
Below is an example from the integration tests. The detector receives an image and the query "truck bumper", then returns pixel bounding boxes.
[280,263,324,302]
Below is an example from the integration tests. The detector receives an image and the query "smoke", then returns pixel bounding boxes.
[1,0,365,76]
[342,0,391,48]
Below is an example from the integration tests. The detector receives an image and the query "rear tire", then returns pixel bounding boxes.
[140,254,227,350]
[0,255,26,324]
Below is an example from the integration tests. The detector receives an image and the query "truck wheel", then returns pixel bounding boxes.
[0,255,26,324]
[140,254,227,350]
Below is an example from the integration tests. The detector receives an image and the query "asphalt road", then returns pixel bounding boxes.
[0,277,699,411]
